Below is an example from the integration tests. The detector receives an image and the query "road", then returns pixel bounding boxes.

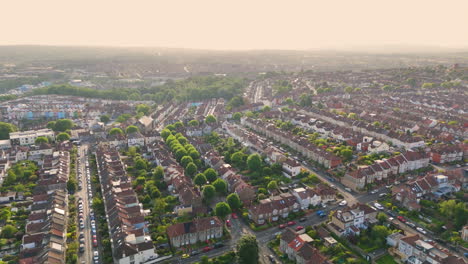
[77,145,101,264]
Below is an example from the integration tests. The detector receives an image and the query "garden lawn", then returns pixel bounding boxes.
[376,254,398,264]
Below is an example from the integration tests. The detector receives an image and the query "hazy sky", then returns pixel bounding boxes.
[1,0,467,50]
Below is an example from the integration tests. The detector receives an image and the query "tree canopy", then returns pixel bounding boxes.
[194,173,207,186]
[53,119,75,132]
[247,154,262,171]
[205,114,217,124]
[0,122,18,140]
[100,115,110,123]
[109,127,124,136]
[236,234,259,264]
[126,125,139,134]
[56,132,70,142]
[227,193,242,210]
[204,168,218,182]
[215,202,232,219]
[202,185,216,202]
[35,136,49,144]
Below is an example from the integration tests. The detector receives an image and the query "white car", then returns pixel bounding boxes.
[374,202,384,210]
[416,227,427,234]
[370,189,378,194]
[339,200,347,206]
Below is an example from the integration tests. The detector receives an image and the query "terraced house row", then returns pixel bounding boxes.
[95,144,158,264]
[19,151,71,264]
[241,117,342,169]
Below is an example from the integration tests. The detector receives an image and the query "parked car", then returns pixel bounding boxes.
[370,189,378,194]
[279,224,286,229]
[397,216,406,222]
[339,200,347,206]
[202,246,212,252]
[287,221,296,226]
[182,254,189,259]
[379,193,387,198]
[374,202,384,210]
[295,226,304,231]
[191,250,200,256]
[268,255,276,263]
[93,239,98,247]
[299,217,306,222]
[406,222,416,228]
[214,242,224,248]
[231,213,238,219]
[226,219,231,227]
[344,187,352,192]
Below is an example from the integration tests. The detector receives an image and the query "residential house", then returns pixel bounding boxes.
[166,217,223,248]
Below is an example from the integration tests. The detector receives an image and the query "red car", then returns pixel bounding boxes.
[231,213,238,219]
[287,221,296,226]
[202,246,212,252]
[295,226,304,231]
[226,219,231,227]
[93,239,98,247]
[279,224,286,229]
[397,216,406,222]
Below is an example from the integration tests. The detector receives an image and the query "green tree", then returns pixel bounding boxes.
[205,115,217,124]
[180,156,194,168]
[232,112,242,121]
[347,113,357,119]
[126,125,139,134]
[109,127,124,136]
[0,122,18,140]
[67,178,77,194]
[247,154,262,171]
[54,119,74,132]
[152,166,164,181]
[188,149,200,160]
[237,235,259,264]
[134,158,147,170]
[174,121,184,129]
[100,115,110,123]
[227,193,242,210]
[136,104,150,115]
[215,202,232,220]
[46,121,56,130]
[267,180,278,191]
[340,149,353,161]
[204,168,218,182]
[160,129,171,140]
[202,185,216,202]
[344,86,354,93]
[194,173,207,186]
[188,120,199,127]
[153,198,167,223]
[116,113,132,123]
[56,132,71,142]
[377,212,387,223]
[185,162,197,177]
[35,136,49,144]
[212,178,227,194]
[0,225,17,238]
[231,152,245,168]
[299,93,312,107]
